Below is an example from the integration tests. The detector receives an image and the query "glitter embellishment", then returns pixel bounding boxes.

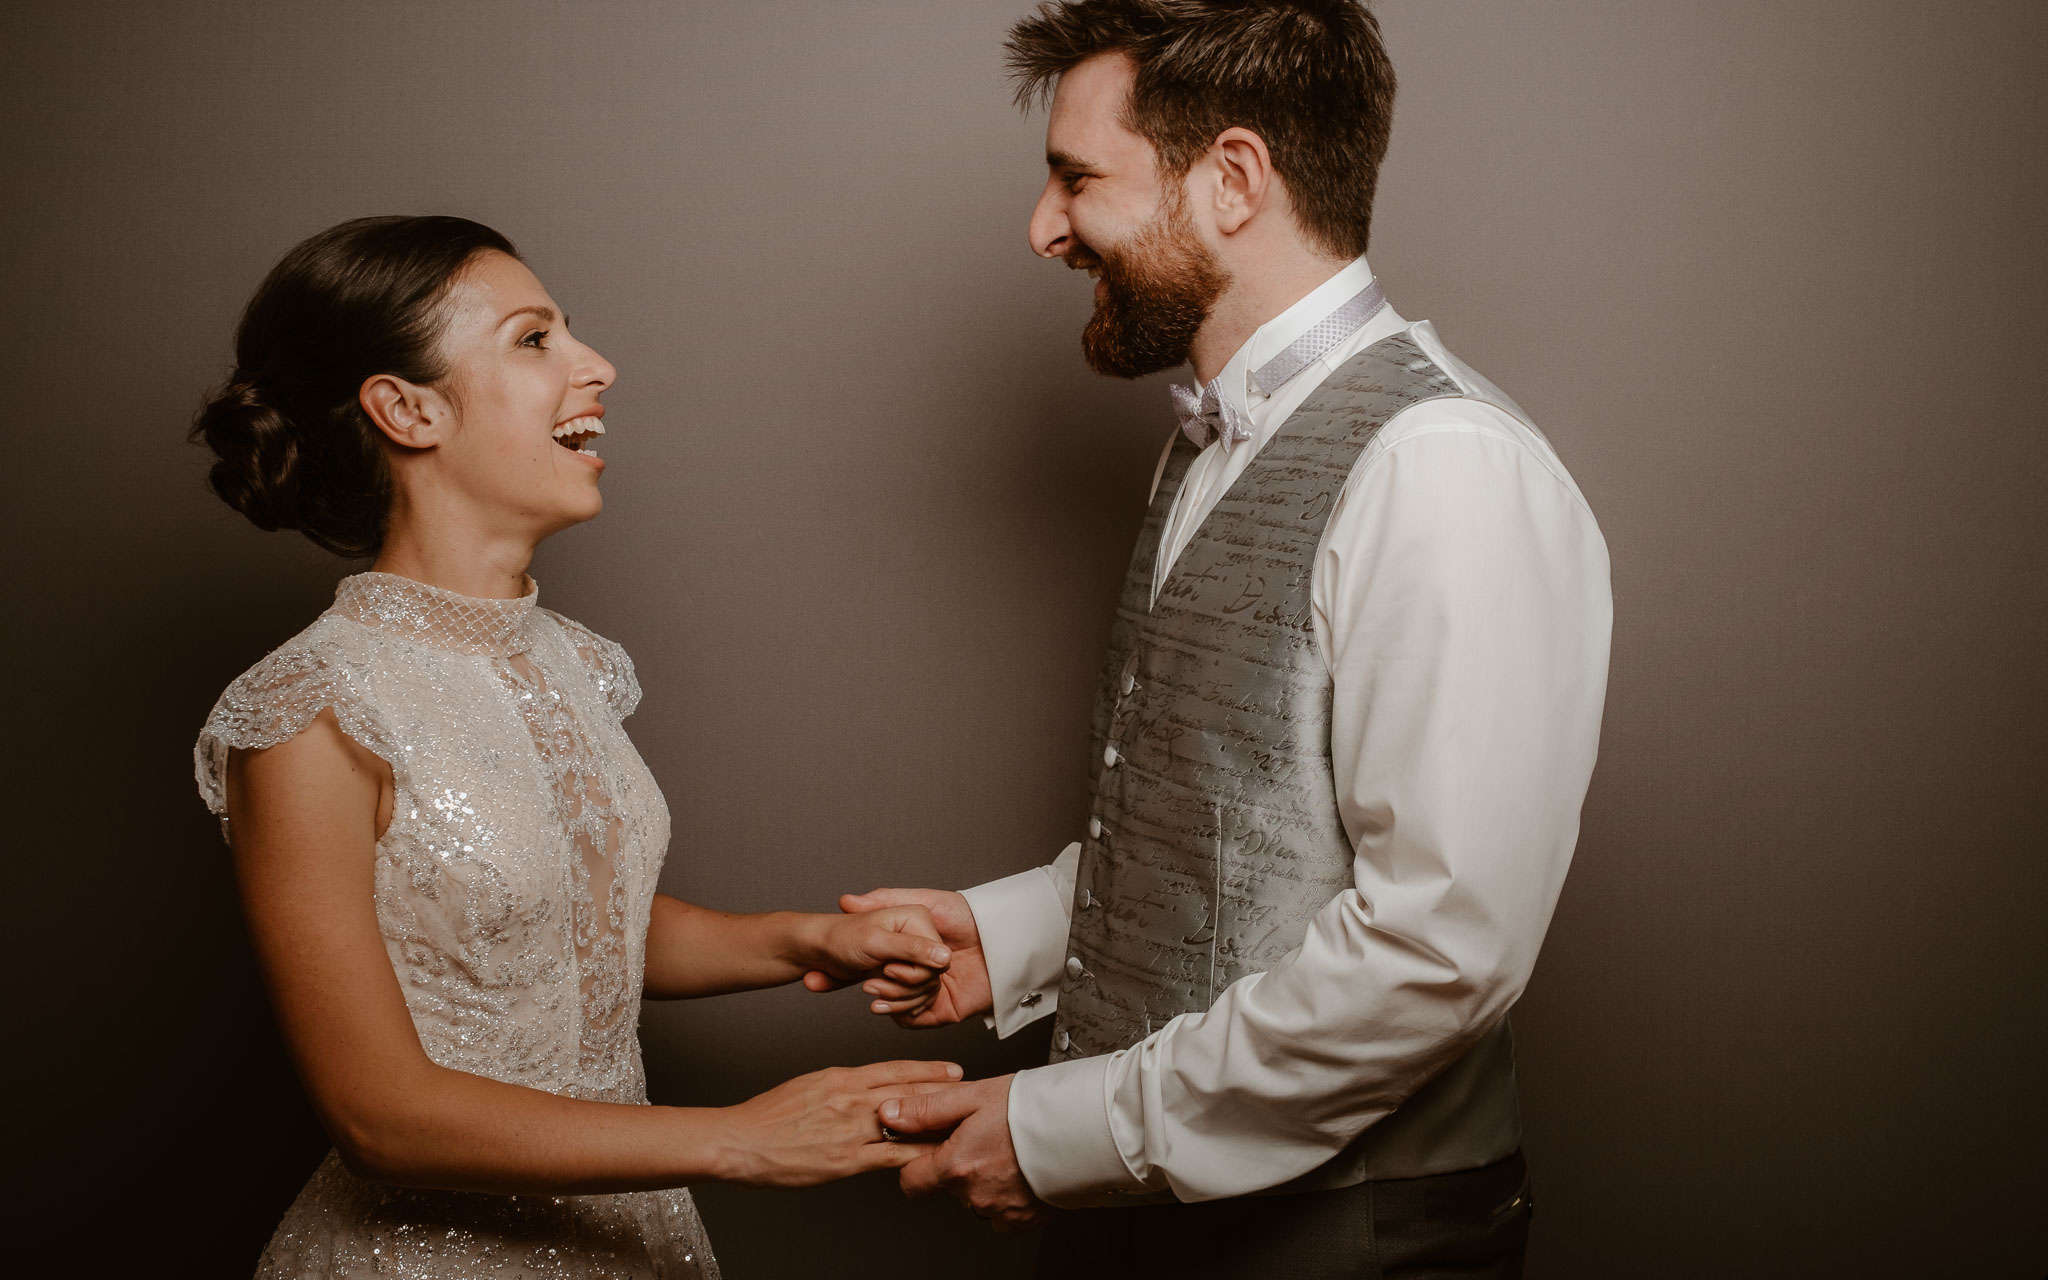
[194,572,713,1278]
[331,570,541,656]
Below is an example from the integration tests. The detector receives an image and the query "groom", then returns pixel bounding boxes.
[837,2,1611,1274]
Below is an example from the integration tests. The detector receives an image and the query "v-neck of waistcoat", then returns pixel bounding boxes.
[1147,329,1437,612]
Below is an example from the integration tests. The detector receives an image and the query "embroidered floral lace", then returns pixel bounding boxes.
[195,572,716,1279]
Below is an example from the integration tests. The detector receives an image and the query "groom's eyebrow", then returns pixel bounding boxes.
[1047,149,1099,173]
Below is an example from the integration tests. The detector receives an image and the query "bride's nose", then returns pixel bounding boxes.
[574,341,616,391]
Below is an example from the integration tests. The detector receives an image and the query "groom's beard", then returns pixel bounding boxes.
[1070,198,1230,379]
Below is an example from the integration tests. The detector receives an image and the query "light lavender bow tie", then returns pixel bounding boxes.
[1171,379,1253,450]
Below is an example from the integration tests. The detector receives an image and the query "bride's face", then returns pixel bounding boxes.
[423,251,616,537]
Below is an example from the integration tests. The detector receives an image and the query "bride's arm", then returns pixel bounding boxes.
[227,710,959,1196]
[639,895,950,1003]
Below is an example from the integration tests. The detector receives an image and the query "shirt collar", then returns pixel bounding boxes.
[1212,255,1379,425]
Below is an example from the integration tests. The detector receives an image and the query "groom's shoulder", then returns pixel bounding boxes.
[1379,323,1548,445]
[1363,322,1593,510]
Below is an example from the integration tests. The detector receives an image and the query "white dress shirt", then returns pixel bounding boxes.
[960,256,1613,1206]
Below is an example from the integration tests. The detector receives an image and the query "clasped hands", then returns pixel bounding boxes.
[801,887,1053,1234]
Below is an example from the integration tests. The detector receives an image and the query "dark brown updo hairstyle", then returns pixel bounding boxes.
[191,215,519,558]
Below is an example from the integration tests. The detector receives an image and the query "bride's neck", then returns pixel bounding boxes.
[371,509,537,600]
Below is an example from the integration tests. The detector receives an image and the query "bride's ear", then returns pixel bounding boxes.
[360,373,447,449]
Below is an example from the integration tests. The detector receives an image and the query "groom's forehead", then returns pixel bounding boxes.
[1051,54,1133,127]
[1047,54,1151,162]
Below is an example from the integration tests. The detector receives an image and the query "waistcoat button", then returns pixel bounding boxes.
[1103,745,1120,768]
[1088,817,1103,839]
[1057,1029,1071,1052]
[1066,956,1086,980]
[1121,673,1136,696]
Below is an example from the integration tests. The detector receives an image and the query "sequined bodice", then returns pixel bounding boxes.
[196,573,715,1279]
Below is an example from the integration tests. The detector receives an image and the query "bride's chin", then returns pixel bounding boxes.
[565,491,605,525]
[526,496,604,543]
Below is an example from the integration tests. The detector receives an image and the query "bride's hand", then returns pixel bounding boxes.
[795,905,951,1018]
[713,1060,963,1187]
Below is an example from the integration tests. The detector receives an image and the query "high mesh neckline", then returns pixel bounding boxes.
[332,571,540,656]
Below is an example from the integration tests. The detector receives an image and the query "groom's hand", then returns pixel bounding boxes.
[885,1074,1053,1234]
[813,888,993,1028]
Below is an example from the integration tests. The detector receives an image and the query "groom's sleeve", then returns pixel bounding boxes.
[961,842,1080,1037]
[1005,401,1614,1205]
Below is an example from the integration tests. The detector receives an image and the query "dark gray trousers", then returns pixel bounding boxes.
[1033,1150,1531,1280]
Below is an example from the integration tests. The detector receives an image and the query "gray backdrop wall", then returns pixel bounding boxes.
[4,2,2043,1276]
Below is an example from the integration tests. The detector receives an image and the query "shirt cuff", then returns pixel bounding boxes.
[1008,1054,1149,1207]
[960,844,1079,1039]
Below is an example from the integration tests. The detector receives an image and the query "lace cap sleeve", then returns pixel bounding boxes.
[193,638,396,823]
[543,610,643,720]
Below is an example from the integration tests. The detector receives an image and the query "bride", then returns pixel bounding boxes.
[191,215,958,1278]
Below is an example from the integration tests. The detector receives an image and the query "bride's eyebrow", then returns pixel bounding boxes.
[500,304,559,328]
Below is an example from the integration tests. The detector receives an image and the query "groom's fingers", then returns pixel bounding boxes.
[897,1148,948,1197]
[862,975,931,1000]
[879,1083,983,1135]
[801,970,853,992]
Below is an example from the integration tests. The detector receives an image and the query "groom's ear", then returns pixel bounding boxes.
[360,373,448,449]
[1204,126,1277,237]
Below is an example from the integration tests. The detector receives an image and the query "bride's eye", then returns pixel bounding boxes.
[520,329,550,349]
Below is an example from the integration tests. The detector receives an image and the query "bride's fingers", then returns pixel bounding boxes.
[871,1080,961,1101]
[802,970,854,992]
[841,1059,963,1088]
[841,888,924,915]
[881,962,935,985]
[859,925,951,972]
[854,1141,928,1172]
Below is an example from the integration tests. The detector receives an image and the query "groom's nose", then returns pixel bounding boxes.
[1029,177,1071,259]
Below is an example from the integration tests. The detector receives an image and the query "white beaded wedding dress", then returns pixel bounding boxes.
[196,572,718,1279]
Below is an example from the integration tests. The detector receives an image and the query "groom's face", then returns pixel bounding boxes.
[1029,54,1230,378]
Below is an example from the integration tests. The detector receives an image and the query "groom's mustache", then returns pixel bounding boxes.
[1065,241,1106,275]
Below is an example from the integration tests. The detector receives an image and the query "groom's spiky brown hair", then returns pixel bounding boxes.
[1006,0,1396,260]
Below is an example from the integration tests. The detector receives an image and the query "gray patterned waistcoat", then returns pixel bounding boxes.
[1051,330,1522,1192]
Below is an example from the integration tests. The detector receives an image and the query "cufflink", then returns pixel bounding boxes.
[1020,991,1042,1008]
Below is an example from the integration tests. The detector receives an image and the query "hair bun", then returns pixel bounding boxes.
[193,375,306,537]
[190,215,517,559]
